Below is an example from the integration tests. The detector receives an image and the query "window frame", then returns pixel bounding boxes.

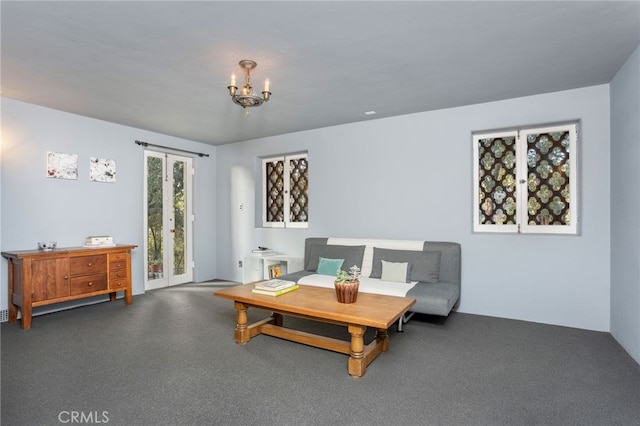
[262,152,309,229]
[472,122,579,235]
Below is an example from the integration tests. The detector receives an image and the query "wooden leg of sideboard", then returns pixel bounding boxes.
[7,261,18,323]
[20,304,32,330]
[8,303,18,323]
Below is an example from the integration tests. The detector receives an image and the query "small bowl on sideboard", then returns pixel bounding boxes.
[37,241,57,251]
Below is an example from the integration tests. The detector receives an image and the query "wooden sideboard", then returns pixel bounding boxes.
[2,244,137,330]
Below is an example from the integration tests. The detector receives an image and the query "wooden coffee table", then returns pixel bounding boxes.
[214,283,415,377]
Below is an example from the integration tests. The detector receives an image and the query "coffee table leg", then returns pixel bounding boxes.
[234,301,250,344]
[375,328,389,352]
[271,312,283,326]
[348,324,366,377]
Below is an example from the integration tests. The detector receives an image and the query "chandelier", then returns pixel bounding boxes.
[227,60,271,109]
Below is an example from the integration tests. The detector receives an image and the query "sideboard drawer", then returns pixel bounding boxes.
[110,260,126,272]
[110,252,127,262]
[110,269,128,281]
[70,273,107,296]
[70,255,107,275]
[109,279,128,291]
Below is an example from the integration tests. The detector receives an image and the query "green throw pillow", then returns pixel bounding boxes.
[317,257,345,276]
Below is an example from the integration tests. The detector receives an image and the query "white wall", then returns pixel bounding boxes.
[1,98,218,313]
[610,45,640,364]
[1,79,627,337]
[3,62,634,345]
[217,85,611,332]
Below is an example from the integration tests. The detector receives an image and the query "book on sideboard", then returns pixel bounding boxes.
[251,285,299,296]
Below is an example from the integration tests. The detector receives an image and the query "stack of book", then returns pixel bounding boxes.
[83,236,115,248]
[252,279,298,296]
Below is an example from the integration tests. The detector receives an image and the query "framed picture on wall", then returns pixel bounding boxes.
[89,157,116,183]
[46,151,78,180]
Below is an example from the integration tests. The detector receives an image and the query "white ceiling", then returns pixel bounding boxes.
[2,1,639,146]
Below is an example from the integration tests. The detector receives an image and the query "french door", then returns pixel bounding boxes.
[144,151,193,290]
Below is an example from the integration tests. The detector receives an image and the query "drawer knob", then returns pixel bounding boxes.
[88,282,93,286]
[87,262,93,266]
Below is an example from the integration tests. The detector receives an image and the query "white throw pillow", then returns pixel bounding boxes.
[380,260,410,283]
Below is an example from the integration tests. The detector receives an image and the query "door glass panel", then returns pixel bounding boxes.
[145,152,193,289]
[147,156,164,280]
[173,160,186,276]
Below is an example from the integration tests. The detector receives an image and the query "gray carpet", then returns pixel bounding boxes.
[2,282,639,426]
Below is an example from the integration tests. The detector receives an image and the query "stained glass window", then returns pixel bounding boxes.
[265,159,285,223]
[473,123,578,234]
[263,153,309,228]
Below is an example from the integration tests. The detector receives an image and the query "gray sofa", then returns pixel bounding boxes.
[281,237,461,331]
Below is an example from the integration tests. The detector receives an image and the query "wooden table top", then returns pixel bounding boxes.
[214,283,415,330]
[2,244,137,258]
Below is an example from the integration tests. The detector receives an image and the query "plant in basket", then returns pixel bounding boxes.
[334,265,361,304]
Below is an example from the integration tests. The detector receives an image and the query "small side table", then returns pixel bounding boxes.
[243,253,303,283]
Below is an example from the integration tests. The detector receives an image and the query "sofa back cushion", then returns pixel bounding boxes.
[305,244,366,273]
[422,241,461,286]
[369,247,441,283]
[327,238,424,276]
